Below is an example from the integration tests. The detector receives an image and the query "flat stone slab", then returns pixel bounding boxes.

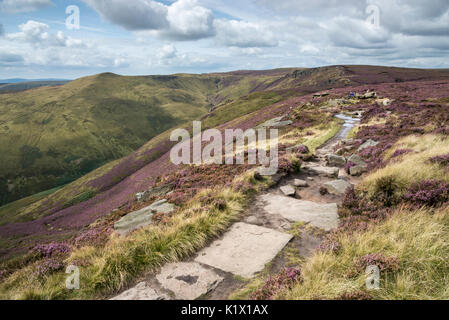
[302,164,339,178]
[294,179,308,187]
[324,180,352,195]
[111,282,169,300]
[259,194,338,231]
[280,185,296,196]
[195,222,293,278]
[256,116,292,128]
[156,262,223,300]
[114,199,176,235]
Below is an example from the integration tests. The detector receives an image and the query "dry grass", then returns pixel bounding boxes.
[362,134,449,196]
[279,205,449,300]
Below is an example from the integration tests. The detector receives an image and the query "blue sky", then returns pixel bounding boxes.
[1,0,449,79]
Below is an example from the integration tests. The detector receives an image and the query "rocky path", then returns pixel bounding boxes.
[112,114,361,300]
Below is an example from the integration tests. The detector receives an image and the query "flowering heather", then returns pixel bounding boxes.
[249,268,301,300]
[354,253,400,273]
[31,243,70,259]
[403,179,449,207]
[391,148,413,158]
[74,227,111,248]
[317,240,341,254]
[34,259,64,278]
[429,154,449,167]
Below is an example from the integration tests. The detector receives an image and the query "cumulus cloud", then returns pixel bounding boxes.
[0,0,52,13]
[82,0,168,31]
[214,19,278,48]
[6,20,84,47]
[84,0,215,41]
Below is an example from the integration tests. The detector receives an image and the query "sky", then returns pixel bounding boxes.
[0,0,449,79]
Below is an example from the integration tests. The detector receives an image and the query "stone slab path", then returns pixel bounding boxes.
[259,194,338,231]
[111,112,362,300]
[195,222,293,278]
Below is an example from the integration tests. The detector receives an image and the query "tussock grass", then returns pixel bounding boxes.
[278,205,449,300]
[302,119,343,153]
[362,134,449,197]
[0,171,275,300]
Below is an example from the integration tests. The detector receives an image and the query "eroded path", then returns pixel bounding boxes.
[112,113,361,300]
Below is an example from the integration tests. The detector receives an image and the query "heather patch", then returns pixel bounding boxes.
[31,243,70,259]
[354,253,400,274]
[249,268,301,300]
[403,179,449,207]
[429,154,449,167]
[34,259,64,278]
[391,148,413,158]
[337,290,373,300]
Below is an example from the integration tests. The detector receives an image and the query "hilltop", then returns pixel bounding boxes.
[1,65,449,300]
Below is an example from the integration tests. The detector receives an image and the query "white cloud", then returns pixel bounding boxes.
[84,0,215,41]
[82,0,168,31]
[0,0,52,13]
[6,20,84,48]
[214,19,278,48]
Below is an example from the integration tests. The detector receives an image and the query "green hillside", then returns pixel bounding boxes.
[0,70,294,205]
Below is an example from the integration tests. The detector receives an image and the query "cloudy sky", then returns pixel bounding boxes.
[0,0,449,79]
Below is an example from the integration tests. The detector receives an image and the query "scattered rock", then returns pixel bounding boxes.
[156,262,223,300]
[259,194,338,231]
[195,222,293,278]
[256,116,292,128]
[114,199,176,235]
[350,165,367,176]
[135,183,174,202]
[294,179,308,187]
[307,177,314,181]
[326,154,346,167]
[294,190,302,199]
[313,92,329,98]
[357,139,379,152]
[245,216,262,226]
[111,282,169,300]
[356,91,377,99]
[302,163,339,178]
[324,180,352,196]
[348,154,367,167]
[280,185,296,197]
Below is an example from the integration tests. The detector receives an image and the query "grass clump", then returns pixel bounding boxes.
[278,205,449,300]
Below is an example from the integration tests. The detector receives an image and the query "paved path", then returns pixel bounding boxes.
[111,113,360,300]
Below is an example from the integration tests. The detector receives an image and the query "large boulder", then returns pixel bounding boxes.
[326,154,346,167]
[357,139,379,152]
[114,199,176,235]
[324,180,352,195]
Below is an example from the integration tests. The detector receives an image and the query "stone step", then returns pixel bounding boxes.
[110,282,169,300]
[195,222,293,278]
[258,194,338,231]
[156,262,223,300]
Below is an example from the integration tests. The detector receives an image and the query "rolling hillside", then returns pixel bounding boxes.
[0,70,300,205]
[1,65,449,300]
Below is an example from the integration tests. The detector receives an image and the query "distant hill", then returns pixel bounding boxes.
[0,78,70,83]
[0,80,71,93]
